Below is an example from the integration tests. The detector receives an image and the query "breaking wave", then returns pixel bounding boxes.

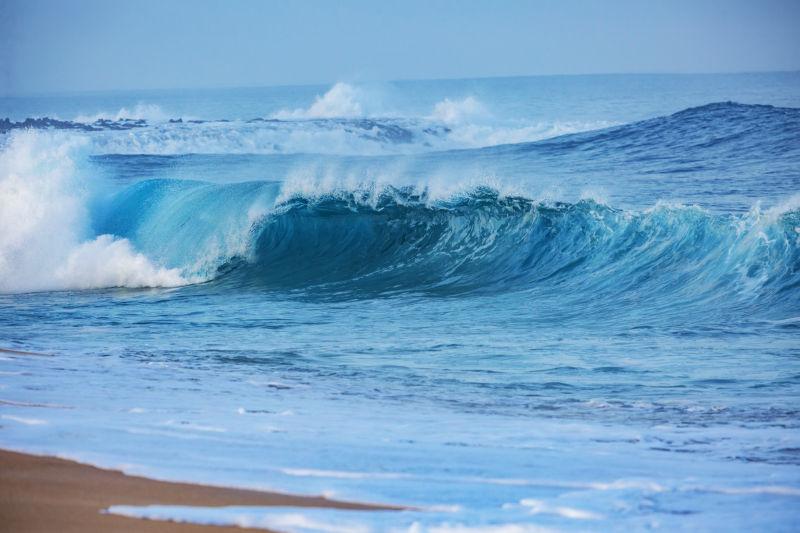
[0,83,611,155]
[0,131,189,293]
[1,101,798,308]
[91,179,800,316]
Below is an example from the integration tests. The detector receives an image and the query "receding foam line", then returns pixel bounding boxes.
[280,468,411,480]
[0,399,73,409]
[1,414,48,426]
[698,485,800,497]
[518,499,603,520]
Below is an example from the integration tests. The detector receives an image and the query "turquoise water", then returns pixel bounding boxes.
[1,73,799,531]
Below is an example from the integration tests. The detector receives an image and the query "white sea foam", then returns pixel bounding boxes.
[428,94,613,147]
[162,419,227,433]
[87,119,418,156]
[39,87,615,156]
[0,131,188,293]
[698,485,800,497]
[55,236,186,290]
[107,505,554,533]
[274,170,532,207]
[429,96,487,124]
[280,467,410,480]
[240,513,370,533]
[518,498,603,520]
[444,119,615,148]
[274,83,364,119]
[417,524,554,533]
[765,192,800,220]
[76,114,609,155]
[1,414,48,425]
[107,506,371,533]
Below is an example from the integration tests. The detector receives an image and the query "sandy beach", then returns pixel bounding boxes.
[0,449,401,532]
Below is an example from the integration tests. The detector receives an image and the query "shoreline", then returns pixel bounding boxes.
[0,449,403,532]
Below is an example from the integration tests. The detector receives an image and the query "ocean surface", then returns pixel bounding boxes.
[1,73,799,532]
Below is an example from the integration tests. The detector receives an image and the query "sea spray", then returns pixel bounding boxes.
[0,131,186,292]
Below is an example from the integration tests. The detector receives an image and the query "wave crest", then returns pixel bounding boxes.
[243,189,799,303]
[0,131,188,293]
[272,83,364,119]
[94,179,800,314]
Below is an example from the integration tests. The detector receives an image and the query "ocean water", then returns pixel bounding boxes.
[1,73,799,532]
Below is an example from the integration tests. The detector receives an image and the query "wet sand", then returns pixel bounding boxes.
[0,449,402,532]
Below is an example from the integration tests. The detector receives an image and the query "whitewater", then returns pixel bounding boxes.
[1,73,799,531]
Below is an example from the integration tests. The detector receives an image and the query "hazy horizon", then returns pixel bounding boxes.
[3,70,799,99]
[2,0,799,96]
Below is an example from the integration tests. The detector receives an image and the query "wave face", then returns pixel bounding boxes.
[248,191,799,305]
[94,179,800,318]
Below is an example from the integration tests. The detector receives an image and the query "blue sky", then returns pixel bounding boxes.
[2,0,799,94]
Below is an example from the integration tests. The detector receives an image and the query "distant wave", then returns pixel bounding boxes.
[0,115,608,156]
[494,102,800,161]
[3,102,796,159]
[0,83,614,155]
[272,82,364,119]
[428,96,487,124]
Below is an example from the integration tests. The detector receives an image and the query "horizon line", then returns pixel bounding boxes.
[3,69,799,99]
